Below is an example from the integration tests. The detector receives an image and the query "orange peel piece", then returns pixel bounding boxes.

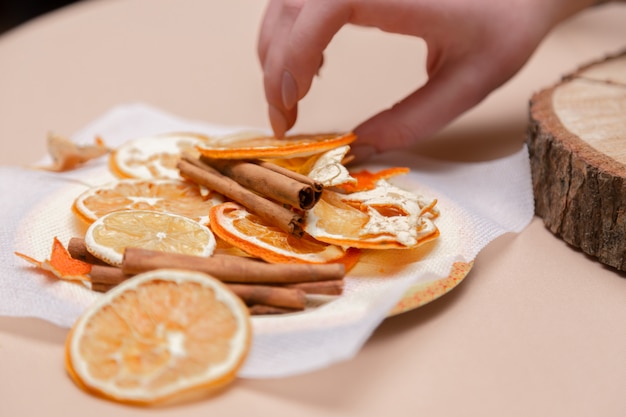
[15,237,92,281]
[337,167,410,193]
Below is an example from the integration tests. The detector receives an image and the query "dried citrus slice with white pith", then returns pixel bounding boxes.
[110,133,211,179]
[65,268,252,405]
[72,179,223,225]
[305,180,440,249]
[301,145,356,187]
[85,210,216,266]
[196,132,356,159]
[210,202,357,264]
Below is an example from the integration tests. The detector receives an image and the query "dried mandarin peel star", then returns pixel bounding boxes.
[15,237,92,281]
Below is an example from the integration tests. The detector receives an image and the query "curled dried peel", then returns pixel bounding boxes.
[336,167,410,193]
[303,145,356,187]
[305,179,439,249]
[40,133,110,172]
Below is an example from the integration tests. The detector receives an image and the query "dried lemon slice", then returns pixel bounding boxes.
[196,132,356,159]
[305,180,439,249]
[110,133,211,179]
[210,202,356,264]
[65,268,252,405]
[84,210,216,266]
[72,179,223,225]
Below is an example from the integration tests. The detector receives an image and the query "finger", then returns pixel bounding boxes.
[278,0,351,108]
[353,59,492,155]
[262,1,350,136]
[267,102,298,139]
[260,7,327,87]
[258,0,290,68]
[259,1,305,137]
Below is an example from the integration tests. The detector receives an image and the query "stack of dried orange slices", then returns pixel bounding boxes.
[192,131,440,254]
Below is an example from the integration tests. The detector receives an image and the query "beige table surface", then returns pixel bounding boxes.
[1,1,625,416]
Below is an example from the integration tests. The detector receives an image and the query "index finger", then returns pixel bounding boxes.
[261,1,351,111]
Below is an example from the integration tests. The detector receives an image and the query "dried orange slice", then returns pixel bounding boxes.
[209,202,356,264]
[72,179,223,225]
[109,133,211,179]
[196,132,356,159]
[305,180,439,249]
[85,210,216,266]
[65,268,252,405]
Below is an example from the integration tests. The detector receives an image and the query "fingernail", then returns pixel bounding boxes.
[269,104,287,138]
[349,144,378,165]
[281,71,298,110]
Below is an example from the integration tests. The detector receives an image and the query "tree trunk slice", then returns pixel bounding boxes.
[527,49,626,271]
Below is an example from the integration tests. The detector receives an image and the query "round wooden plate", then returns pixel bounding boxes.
[527,49,626,272]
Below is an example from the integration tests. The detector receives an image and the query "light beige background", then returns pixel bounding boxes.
[1,1,625,416]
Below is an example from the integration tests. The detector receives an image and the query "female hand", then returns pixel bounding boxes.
[258,0,598,158]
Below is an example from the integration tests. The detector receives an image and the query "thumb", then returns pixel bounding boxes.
[352,62,491,158]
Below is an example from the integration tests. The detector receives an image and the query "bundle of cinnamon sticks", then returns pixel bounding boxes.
[177,153,323,237]
[68,237,345,315]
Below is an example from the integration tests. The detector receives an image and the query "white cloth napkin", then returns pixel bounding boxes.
[0,103,535,378]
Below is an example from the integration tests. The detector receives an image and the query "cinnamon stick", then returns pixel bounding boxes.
[228,284,306,310]
[89,280,306,312]
[178,156,303,237]
[122,248,345,284]
[248,304,301,315]
[91,282,115,293]
[89,264,131,285]
[284,279,344,295]
[200,156,322,210]
[68,237,108,266]
[255,159,323,202]
[89,255,343,294]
